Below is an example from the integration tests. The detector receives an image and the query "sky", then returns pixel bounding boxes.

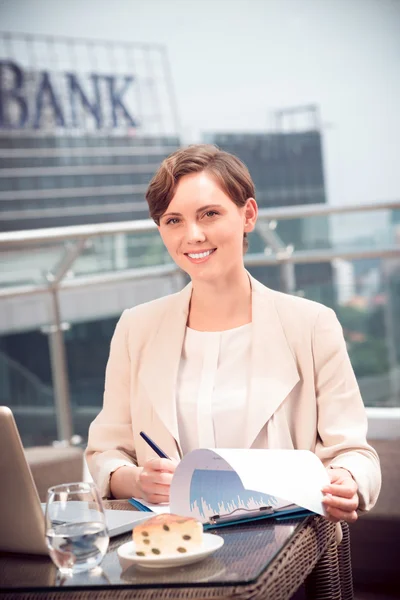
[1,0,399,208]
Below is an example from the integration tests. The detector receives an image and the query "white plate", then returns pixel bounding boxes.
[117,533,224,570]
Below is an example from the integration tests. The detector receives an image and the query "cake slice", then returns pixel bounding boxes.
[133,513,203,557]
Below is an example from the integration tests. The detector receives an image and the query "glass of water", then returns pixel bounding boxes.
[45,482,109,575]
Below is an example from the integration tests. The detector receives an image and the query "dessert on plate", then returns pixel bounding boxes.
[133,513,203,557]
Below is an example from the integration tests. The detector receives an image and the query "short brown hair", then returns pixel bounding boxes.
[145,145,255,250]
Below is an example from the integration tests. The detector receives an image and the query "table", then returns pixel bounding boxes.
[0,500,353,600]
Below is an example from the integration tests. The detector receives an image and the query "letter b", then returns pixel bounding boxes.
[0,61,28,129]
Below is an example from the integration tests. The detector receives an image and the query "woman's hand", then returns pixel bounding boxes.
[322,468,359,523]
[137,458,178,504]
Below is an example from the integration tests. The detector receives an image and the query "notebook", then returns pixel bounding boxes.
[129,447,330,529]
[0,406,151,555]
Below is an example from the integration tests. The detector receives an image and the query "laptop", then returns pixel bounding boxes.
[0,406,150,555]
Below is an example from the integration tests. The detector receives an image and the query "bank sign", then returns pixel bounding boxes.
[0,60,138,130]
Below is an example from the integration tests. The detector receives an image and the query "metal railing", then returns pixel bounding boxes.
[1,199,399,441]
[2,199,399,247]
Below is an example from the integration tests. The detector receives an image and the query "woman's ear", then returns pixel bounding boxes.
[244,198,258,233]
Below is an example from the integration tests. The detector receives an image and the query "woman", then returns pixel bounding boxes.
[86,144,381,524]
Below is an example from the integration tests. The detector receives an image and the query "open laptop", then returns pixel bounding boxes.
[0,406,150,555]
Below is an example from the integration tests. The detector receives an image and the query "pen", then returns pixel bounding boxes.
[139,431,171,460]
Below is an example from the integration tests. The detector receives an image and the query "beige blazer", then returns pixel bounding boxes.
[86,275,381,510]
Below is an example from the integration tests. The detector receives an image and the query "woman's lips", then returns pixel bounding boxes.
[185,249,216,264]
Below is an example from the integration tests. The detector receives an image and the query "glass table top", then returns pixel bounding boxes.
[0,517,305,592]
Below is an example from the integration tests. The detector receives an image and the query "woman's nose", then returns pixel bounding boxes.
[186,223,206,243]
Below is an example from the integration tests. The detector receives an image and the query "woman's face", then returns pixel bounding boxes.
[158,171,257,283]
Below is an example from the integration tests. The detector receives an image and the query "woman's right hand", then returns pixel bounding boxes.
[137,458,178,504]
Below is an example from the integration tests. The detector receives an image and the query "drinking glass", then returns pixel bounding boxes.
[45,482,109,575]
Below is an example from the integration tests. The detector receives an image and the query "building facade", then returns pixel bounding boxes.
[0,32,180,232]
[0,133,180,231]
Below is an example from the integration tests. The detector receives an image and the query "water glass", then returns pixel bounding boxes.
[45,482,109,575]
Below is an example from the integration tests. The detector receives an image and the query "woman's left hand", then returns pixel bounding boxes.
[321,468,359,523]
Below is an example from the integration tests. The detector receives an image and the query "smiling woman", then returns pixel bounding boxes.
[86,144,381,526]
[156,171,257,288]
[145,146,258,330]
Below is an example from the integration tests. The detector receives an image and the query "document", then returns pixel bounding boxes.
[130,448,330,527]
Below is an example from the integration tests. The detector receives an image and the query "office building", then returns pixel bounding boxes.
[0,133,180,232]
[0,32,180,232]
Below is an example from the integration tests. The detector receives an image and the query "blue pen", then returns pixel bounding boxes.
[140,431,171,460]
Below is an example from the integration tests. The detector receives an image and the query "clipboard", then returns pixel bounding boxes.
[128,498,312,529]
[203,504,312,529]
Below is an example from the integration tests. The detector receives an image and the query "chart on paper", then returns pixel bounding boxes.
[189,469,282,521]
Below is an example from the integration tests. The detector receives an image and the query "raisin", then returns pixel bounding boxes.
[177,547,187,553]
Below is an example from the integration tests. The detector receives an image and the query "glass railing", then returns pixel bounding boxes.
[1,257,399,447]
[1,241,67,288]
[0,233,172,289]
[300,274,400,409]
[249,205,400,255]
[255,209,398,253]
[0,201,399,445]
[72,232,173,278]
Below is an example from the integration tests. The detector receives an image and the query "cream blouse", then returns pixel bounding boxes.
[176,324,252,455]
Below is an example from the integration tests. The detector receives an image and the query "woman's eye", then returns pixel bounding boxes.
[205,211,218,218]
[166,218,180,225]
